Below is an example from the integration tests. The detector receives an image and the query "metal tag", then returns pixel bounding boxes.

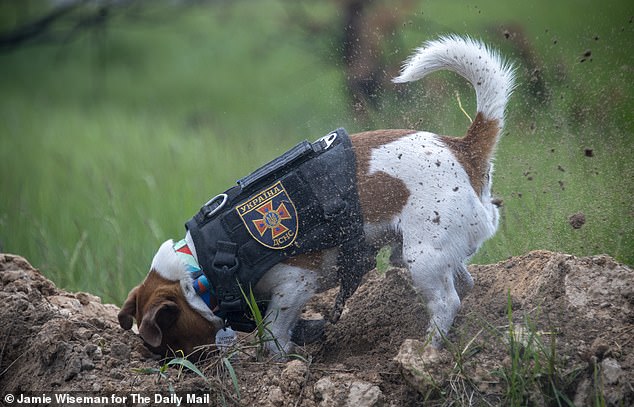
[215,327,237,352]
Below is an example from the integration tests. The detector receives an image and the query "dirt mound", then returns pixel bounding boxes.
[0,254,209,397]
[1,251,632,406]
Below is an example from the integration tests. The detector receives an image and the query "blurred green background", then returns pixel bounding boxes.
[0,0,632,305]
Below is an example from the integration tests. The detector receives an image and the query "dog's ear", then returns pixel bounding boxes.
[118,286,139,330]
[138,301,180,348]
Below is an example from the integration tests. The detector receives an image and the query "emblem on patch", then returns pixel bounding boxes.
[236,181,299,249]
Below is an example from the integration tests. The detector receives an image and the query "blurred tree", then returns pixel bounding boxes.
[0,0,114,51]
[340,0,414,116]
[0,0,201,52]
[282,0,416,120]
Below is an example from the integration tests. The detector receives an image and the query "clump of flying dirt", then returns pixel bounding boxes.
[569,212,586,229]
[1,251,632,406]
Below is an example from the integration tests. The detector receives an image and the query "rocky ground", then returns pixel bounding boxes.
[1,251,632,406]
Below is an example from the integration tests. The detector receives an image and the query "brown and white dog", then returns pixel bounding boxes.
[118,35,515,357]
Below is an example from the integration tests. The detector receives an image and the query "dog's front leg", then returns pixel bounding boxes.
[255,263,317,357]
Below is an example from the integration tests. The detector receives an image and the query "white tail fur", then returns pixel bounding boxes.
[393,35,515,128]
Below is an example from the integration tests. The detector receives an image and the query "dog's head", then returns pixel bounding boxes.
[118,240,223,356]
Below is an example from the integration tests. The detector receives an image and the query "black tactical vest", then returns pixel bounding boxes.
[185,129,370,325]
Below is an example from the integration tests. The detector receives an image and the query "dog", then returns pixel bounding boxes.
[118,35,515,357]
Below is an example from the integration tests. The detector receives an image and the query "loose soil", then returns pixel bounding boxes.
[1,251,632,406]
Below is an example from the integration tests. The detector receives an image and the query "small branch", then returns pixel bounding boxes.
[0,2,82,50]
[455,91,473,123]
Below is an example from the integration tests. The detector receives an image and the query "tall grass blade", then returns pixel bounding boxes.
[222,356,241,400]
[167,357,207,381]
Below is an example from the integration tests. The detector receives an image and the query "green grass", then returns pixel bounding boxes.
[492,294,578,406]
[432,290,611,406]
[0,0,632,305]
[0,1,349,303]
[471,95,633,262]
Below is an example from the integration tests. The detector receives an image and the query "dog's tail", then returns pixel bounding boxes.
[393,35,515,193]
[393,35,515,128]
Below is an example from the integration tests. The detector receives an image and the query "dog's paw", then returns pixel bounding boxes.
[264,338,295,361]
[291,318,326,345]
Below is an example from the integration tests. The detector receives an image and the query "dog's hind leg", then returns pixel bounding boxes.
[404,245,464,348]
[454,262,474,300]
